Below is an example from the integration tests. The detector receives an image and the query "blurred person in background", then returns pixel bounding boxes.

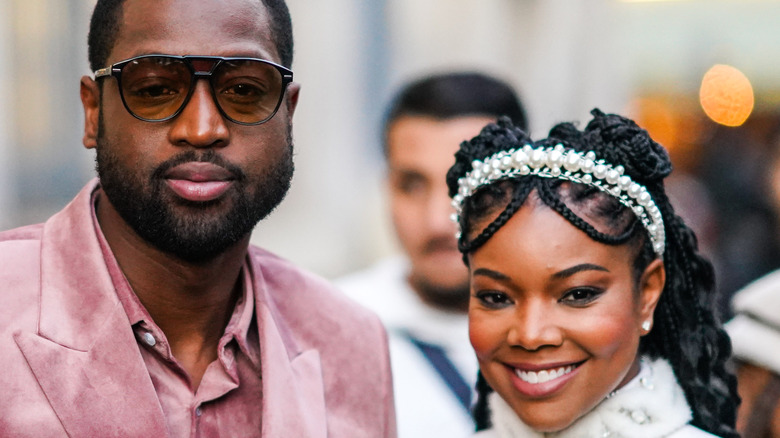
[0,0,396,436]
[697,123,780,321]
[726,128,780,438]
[337,72,527,438]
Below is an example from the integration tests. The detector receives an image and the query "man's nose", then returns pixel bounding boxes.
[168,80,230,148]
[428,189,458,235]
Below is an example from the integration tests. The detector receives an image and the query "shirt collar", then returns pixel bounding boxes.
[90,188,260,368]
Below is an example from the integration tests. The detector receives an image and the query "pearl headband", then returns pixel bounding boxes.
[451,143,666,257]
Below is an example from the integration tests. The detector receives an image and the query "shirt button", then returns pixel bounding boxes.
[142,332,156,347]
[195,407,202,417]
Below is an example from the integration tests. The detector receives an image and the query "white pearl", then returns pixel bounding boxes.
[581,159,595,173]
[606,169,620,185]
[594,164,608,179]
[548,149,564,168]
[513,150,529,165]
[563,151,581,172]
[630,410,649,424]
[530,149,546,169]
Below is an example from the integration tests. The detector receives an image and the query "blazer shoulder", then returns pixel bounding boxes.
[0,223,44,243]
[0,224,43,333]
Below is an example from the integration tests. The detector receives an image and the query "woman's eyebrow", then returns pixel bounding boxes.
[472,268,510,281]
[552,263,609,280]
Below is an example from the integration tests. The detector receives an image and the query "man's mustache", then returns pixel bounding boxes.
[151,150,246,182]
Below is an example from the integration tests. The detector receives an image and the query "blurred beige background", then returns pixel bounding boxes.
[2,0,780,280]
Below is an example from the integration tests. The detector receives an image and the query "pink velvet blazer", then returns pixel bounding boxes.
[0,180,396,437]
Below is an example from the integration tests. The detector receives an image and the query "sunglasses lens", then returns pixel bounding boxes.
[120,57,192,121]
[212,60,284,124]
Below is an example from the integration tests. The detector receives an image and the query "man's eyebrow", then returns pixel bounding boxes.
[552,263,609,280]
[472,268,510,281]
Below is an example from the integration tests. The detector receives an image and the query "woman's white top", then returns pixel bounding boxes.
[474,358,720,438]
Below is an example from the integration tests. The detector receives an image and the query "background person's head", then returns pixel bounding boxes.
[383,72,526,311]
[446,110,739,437]
[81,0,300,263]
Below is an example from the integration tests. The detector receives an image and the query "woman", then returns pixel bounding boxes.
[446,110,739,437]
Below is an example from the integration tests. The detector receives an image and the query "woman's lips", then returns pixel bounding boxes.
[506,361,584,398]
[164,162,235,202]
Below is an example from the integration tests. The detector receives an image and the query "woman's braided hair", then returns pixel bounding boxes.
[446,109,739,437]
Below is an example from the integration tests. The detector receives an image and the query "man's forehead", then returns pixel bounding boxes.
[110,0,277,62]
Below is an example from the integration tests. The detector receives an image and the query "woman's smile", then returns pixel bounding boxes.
[504,360,584,398]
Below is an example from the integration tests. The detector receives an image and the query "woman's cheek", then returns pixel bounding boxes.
[469,310,504,358]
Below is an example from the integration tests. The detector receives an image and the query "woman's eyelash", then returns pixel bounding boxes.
[560,287,604,305]
[474,291,512,308]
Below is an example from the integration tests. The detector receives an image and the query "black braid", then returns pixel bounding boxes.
[459,178,534,255]
[536,180,639,246]
[473,371,493,431]
[448,110,740,436]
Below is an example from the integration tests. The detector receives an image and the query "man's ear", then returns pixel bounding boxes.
[638,258,665,334]
[80,76,100,150]
[284,82,300,119]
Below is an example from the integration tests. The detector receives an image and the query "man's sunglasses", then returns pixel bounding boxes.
[94,54,293,125]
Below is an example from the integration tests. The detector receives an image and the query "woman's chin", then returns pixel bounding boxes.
[514,409,577,434]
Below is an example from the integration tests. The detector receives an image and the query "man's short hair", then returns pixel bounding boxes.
[87,0,294,71]
[383,72,528,155]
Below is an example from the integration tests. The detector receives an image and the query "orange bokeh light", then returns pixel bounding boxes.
[699,64,754,127]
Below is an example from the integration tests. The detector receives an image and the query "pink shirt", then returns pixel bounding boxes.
[92,194,263,437]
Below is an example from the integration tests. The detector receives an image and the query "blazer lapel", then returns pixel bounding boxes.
[15,306,168,437]
[253,264,327,438]
[16,181,168,437]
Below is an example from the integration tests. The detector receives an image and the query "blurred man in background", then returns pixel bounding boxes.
[338,72,527,438]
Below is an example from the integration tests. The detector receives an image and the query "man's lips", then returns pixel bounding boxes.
[164,162,235,202]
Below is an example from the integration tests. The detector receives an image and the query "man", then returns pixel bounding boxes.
[0,1,395,436]
[337,72,527,437]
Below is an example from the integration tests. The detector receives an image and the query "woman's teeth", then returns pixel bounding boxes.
[515,365,574,384]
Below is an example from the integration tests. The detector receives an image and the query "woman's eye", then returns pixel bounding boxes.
[560,287,604,306]
[475,291,513,309]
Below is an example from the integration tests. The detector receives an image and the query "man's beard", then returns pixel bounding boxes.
[95,117,294,263]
